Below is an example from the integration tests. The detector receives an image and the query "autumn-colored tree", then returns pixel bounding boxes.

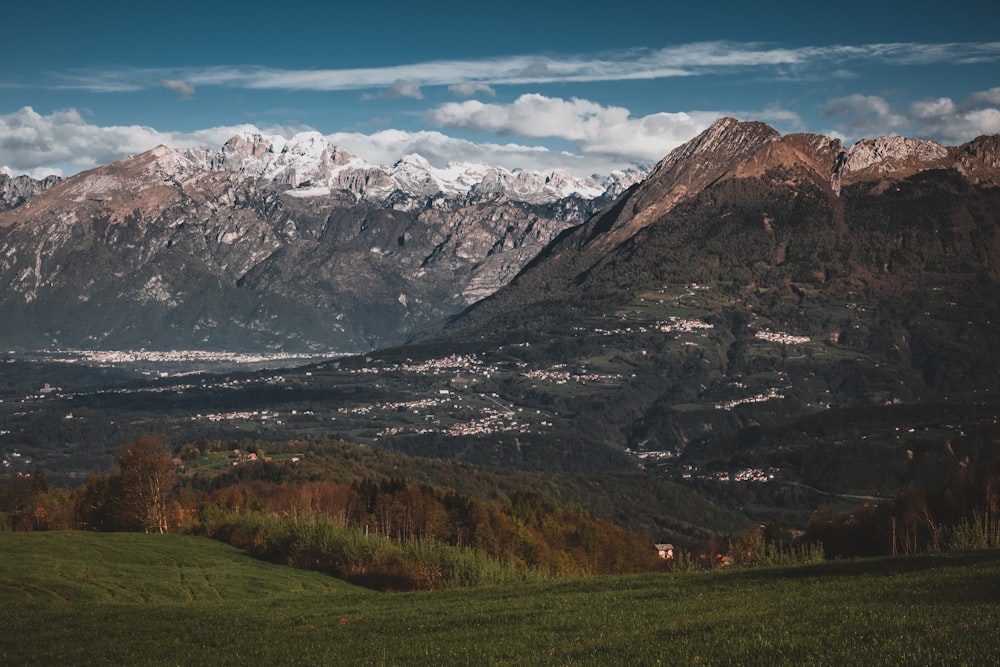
[0,466,80,531]
[116,436,178,534]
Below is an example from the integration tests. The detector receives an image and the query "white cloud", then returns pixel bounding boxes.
[4,83,996,182]
[426,94,788,164]
[965,86,1000,108]
[0,105,631,178]
[448,83,496,97]
[910,97,957,119]
[51,42,1000,94]
[0,106,263,177]
[822,94,909,136]
[160,78,195,98]
[0,107,161,175]
[910,95,1000,144]
[0,97,802,179]
[822,87,1000,144]
[1,163,62,180]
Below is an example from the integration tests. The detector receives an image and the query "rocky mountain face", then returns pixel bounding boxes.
[553,117,1000,255]
[0,134,642,352]
[0,170,61,212]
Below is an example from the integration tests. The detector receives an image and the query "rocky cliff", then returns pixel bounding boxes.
[0,169,61,212]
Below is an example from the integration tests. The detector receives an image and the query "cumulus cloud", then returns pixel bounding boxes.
[822,94,909,136]
[0,105,631,178]
[910,97,957,119]
[0,106,263,177]
[0,107,162,176]
[0,97,803,179]
[908,93,1000,144]
[822,87,1000,144]
[427,94,758,163]
[448,83,496,97]
[160,78,195,99]
[965,86,1000,108]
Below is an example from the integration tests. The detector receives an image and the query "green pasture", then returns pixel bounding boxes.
[2,532,998,665]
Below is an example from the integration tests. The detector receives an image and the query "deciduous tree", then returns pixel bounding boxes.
[116,436,177,534]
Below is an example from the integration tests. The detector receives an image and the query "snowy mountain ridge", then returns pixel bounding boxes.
[182,130,642,205]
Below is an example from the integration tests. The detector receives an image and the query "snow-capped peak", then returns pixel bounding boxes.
[394,153,433,169]
[181,133,646,205]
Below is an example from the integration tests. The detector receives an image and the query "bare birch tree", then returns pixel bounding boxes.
[116,436,177,534]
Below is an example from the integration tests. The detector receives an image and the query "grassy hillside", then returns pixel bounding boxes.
[2,532,998,665]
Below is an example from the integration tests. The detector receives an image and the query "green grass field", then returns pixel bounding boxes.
[2,532,998,665]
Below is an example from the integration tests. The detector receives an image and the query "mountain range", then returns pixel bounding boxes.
[0,133,642,352]
[3,118,999,509]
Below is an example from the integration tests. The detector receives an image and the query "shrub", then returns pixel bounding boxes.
[943,510,1000,551]
[189,509,536,591]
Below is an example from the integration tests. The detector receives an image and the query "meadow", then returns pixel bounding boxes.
[1,532,998,665]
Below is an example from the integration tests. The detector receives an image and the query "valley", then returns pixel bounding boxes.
[5,278,997,531]
[3,118,1000,535]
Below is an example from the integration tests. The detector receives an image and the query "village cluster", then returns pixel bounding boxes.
[754,329,812,345]
[375,404,542,439]
[522,364,622,385]
[336,354,485,377]
[714,386,785,411]
[193,410,284,424]
[627,449,780,484]
[678,465,781,483]
[43,348,324,367]
[589,315,715,339]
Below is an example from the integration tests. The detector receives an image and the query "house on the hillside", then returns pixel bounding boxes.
[655,543,675,560]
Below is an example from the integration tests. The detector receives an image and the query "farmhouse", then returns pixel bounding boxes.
[655,543,675,560]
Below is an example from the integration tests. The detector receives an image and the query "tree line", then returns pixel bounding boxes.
[3,435,998,590]
[1,436,663,589]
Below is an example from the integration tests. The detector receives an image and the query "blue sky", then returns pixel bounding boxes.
[2,1,999,178]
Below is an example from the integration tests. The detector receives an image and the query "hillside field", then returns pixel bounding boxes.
[1,532,998,665]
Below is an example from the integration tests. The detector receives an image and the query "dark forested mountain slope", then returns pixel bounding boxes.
[434,118,1000,501]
